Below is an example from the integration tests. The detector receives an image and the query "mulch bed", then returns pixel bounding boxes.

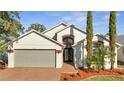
[60,68,124,81]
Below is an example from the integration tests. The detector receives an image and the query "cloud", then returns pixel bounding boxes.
[61,12,86,23]
[102,14,109,21]
[59,11,87,28]
[61,16,72,22]
[117,13,121,17]
[45,12,65,17]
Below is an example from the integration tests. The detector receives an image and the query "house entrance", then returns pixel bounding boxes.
[63,48,73,62]
[62,35,74,63]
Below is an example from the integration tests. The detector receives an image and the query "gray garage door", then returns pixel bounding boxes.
[14,49,56,67]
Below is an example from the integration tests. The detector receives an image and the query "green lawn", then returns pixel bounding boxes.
[86,75,124,81]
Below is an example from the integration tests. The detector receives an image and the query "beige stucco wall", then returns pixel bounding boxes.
[57,26,86,44]
[73,28,86,43]
[56,51,63,68]
[57,27,71,44]
[8,52,14,67]
[73,42,87,68]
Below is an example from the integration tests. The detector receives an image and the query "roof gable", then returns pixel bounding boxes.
[95,34,121,47]
[56,25,86,34]
[12,29,62,47]
[55,25,87,44]
[42,23,68,34]
[73,34,121,47]
[117,35,124,45]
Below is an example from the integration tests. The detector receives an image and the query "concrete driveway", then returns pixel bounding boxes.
[0,68,61,81]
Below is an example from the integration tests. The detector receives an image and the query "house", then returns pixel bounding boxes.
[117,35,124,62]
[8,23,120,69]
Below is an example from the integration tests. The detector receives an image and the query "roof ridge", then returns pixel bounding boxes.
[55,24,86,34]
[95,34,121,46]
[55,25,73,34]
[42,23,68,34]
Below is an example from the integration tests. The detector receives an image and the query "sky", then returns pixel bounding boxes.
[20,11,124,35]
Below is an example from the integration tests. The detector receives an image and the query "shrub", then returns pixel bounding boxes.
[91,46,110,72]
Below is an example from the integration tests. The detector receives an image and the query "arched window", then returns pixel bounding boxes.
[63,35,74,45]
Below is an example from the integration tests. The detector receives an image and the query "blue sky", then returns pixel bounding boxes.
[20,11,124,35]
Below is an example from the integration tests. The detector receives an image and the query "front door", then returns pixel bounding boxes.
[63,48,73,62]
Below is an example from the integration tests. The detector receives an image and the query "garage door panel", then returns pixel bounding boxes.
[14,50,55,67]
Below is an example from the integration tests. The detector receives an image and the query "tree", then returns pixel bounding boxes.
[92,46,110,72]
[0,11,24,37]
[109,11,116,70]
[86,11,93,70]
[26,23,46,32]
[0,40,7,61]
[0,11,24,63]
[0,40,5,56]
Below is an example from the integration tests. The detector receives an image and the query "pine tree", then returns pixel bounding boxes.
[109,11,116,70]
[86,11,93,69]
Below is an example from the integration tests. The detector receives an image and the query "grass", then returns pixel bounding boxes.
[86,75,124,81]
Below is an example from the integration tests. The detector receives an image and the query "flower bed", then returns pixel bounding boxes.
[60,68,124,81]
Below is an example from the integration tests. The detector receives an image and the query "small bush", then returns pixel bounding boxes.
[91,46,110,72]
